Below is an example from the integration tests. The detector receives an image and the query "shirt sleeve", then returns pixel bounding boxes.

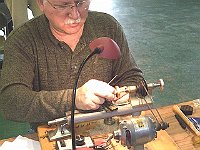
[0,29,73,123]
[104,14,144,86]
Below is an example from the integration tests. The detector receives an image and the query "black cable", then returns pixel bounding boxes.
[71,48,102,150]
[140,80,169,130]
[141,81,164,122]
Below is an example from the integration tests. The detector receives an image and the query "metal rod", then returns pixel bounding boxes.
[66,103,151,124]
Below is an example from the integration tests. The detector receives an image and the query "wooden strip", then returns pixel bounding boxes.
[37,125,56,150]
[145,130,180,150]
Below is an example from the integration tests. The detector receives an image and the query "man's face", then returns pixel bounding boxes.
[38,0,91,35]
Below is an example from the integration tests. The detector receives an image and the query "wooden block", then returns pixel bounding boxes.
[37,125,56,150]
[145,130,180,150]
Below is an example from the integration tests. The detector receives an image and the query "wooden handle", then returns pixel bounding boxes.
[172,105,200,136]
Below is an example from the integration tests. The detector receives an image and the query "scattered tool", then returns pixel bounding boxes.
[172,105,200,145]
[180,105,193,116]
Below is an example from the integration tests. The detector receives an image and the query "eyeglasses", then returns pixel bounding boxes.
[46,0,89,12]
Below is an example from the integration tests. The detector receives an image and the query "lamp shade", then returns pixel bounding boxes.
[89,37,121,59]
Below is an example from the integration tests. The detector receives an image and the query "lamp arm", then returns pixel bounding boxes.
[71,48,102,150]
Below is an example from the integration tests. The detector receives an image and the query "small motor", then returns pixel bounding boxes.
[113,116,157,149]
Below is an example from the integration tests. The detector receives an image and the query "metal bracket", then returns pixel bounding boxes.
[47,124,71,141]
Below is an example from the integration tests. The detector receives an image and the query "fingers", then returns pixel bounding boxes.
[89,96,105,110]
[75,79,118,110]
[92,96,105,105]
[89,80,116,101]
[94,91,116,101]
[81,79,116,100]
[75,91,106,110]
[114,93,130,104]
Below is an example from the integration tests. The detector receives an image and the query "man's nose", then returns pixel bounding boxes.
[68,6,80,19]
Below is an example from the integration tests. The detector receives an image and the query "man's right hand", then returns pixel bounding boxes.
[75,79,116,110]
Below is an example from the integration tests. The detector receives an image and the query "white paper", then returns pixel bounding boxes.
[0,135,41,150]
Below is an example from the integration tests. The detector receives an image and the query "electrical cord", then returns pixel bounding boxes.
[71,48,102,150]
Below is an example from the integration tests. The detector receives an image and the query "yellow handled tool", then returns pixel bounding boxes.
[172,105,200,136]
[172,105,200,144]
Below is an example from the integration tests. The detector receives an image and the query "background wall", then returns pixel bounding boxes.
[90,0,200,107]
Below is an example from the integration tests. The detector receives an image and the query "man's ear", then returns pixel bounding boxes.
[36,0,45,12]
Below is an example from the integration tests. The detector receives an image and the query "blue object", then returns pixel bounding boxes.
[188,117,200,131]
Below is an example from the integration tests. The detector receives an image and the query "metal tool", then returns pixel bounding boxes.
[46,79,168,149]
[113,116,157,150]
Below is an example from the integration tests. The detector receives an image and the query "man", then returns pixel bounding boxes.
[0,0,144,127]
[5,0,42,28]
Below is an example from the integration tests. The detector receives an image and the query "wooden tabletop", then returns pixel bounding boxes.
[1,100,200,149]
[143,100,200,150]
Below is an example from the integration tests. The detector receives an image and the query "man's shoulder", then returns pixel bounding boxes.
[6,15,48,41]
[89,11,111,16]
[88,11,114,18]
[21,15,47,31]
[88,11,119,27]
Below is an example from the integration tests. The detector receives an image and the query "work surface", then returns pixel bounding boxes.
[1,100,200,150]
[143,100,200,150]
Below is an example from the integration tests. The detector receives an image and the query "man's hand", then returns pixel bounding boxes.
[76,79,116,110]
[114,93,130,104]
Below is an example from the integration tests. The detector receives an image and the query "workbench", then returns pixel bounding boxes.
[1,100,200,150]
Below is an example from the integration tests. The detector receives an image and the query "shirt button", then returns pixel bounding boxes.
[71,65,77,69]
